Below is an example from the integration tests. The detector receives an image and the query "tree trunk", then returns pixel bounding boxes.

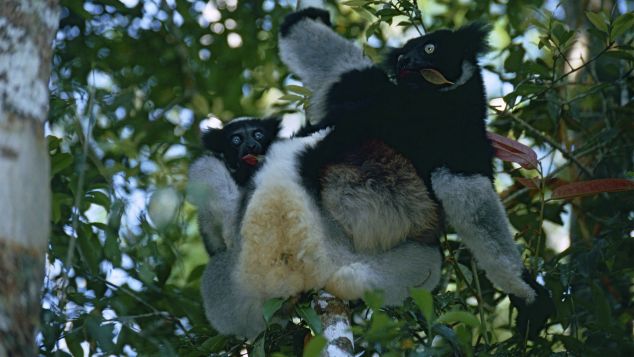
[0,1,59,354]
[314,291,354,357]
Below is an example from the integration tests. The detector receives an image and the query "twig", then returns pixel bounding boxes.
[313,291,354,357]
[470,258,490,345]
[59,68,98,308]
[491,107,593,177]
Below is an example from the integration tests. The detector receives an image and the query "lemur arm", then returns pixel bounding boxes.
[431,168,536,303]
[279,3,374,123]
[187,156,240,254]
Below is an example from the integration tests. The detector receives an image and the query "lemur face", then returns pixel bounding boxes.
[202,117,281,185]
[386,23,490,91]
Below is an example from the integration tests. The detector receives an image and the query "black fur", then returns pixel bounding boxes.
[509,271,556,340]
[280,7,331,37]
[299,25,493,197]
[296,23,553,337]
[202,117,282,186]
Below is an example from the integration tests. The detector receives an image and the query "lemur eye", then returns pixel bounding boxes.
[424,43,435,54]
[253,130,264,141]
[231,135,242,146]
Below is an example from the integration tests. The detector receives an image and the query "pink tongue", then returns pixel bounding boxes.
[242,154,259,166]
[398,69,414,78]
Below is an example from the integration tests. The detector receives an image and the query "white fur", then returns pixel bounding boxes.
[238,130,337,299]
[279,16,373,123]
[188,156,240,251]
[431,168,536,302]
[325,242,441,305]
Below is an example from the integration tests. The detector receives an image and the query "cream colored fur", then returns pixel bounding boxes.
[237,131,336,298]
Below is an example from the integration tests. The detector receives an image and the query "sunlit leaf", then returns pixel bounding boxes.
[296,305,323,334]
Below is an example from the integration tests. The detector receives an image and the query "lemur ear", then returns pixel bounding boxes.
[383,47,403,77]
[455,22,491,59]
[261,116,283,138]
[201,128,225,154]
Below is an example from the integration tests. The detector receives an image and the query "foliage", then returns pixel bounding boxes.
[42,0,633,355]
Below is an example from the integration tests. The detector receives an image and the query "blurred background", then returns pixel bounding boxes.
[42,0,633,355]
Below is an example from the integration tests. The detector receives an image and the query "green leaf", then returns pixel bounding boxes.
[103,233,121,263]
[86,190,111,208]
[201,335,228,353]
[341,0,368,7]
[611,13,634,39]
[251,335,266,357]
[51,153,74,176]
[286,85,311,96]
[191,93,210,115]
[410,288,434,323]
[296,305,323,334]
[277,94,304,102]
[65,331,85,357]
[303,335,327,357]
[262,298,285,323]
[85,316,115,352]
[375,8,400,18]
[362,290,384,309]
[586,11,608,33]
[436,310,480,328]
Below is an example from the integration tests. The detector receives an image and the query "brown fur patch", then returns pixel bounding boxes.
[321,141,440,252]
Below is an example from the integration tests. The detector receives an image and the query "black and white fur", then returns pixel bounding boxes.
[190,116,282,254]
[278,4,537,303]
[190,118,442,337]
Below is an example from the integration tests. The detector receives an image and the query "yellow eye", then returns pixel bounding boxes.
[424,43,435,54]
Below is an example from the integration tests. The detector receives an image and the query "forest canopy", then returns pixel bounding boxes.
[42,0,633,355]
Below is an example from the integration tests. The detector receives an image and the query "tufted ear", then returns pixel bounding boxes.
[455,22,491,59]
[201,128,226,154]
[382,47,404,78]
[260,116,283,138]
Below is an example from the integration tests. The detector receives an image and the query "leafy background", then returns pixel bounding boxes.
[42,0,633,355]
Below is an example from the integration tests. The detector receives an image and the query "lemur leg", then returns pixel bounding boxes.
[188,156,240,254]
[325,242,442,305]
[431,168,536,303]
[237,134,336,299]
[201,251,265,338]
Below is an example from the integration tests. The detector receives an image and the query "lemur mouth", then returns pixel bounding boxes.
[241,154,262,166]
[398,68,454,86]
[398,68,417,79]
[419,68,454,85]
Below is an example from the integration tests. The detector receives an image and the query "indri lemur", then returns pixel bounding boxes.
[190,0,551,339]
[190,117,441,338]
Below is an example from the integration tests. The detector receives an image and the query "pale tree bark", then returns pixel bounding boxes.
[0,0,59,355]
[314,291,354,357]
